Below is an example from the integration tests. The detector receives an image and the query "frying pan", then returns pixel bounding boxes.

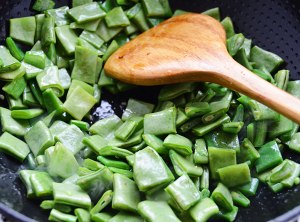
[0,0,300,221]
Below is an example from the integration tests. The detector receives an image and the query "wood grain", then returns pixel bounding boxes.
[105,13,300,124]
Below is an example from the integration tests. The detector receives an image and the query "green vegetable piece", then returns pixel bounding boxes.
[222,121,244,134]
[91,212,112,222]
[185,101,211,117]
[30,172,53,197]
[22,86,40,107]
[83,135,108,154]
[45,143,79,178]
[288,132,300,153]
[109,167,132,178]
[0,132,30,162]
[19,170,38,198]
[252,68,274,82]
[68,2,106,24]
[218,206,239,222]
[212,183,234,211]
[255,141,283,173]
[105,7,130,28]
[250,46,284,73]
[194,139,208,164]
[53,182,91,209]
[40,200,55,210]
[169,150,203,177]
[134,147,174,192]
[37,66,64,97]
[72,0,92,7]
[141,0,166,17]
[163,134,192,156]
[41,14,56,47]
[80,30,104,49]
[70,18,101,32]
[23,62,43,80]
[2,76,26,99]
[74,208,90,222]
[0,107,30,136]
[227,33,245,56]
[11,108,44,119]
[205,128,240,152]
[90,190,113,215]
[275,70,289,90]
[64,86,97,120]
[24,50,46,69]
[202,91,232,123]
[70,120,89,131]
[55,25,78,55]
[165,174,201,211]
[237,178,259,196]
[158,82,197,101]
[201,166,210,190]
[0,46,21,73]
[269,115,293,139]
[127,3,150,32]
[248,99,279,121]
[142,134,167,154]
[77,167,113,202]
[193,114,231,137]
[10,16,36,45]
[72,46,98,84]
[112,173,140,212]
[221,17,235,38]
[48,209,77,222]
[6,95,27,110]
[83,158,104,171]
[33,0,55,12]
[0,63,26,81]
[115,117,142,141]
[45,43,57,64]
[189,197,219,222]
[67,79,94,98]
[252,120,267,147]
[110,212,143,222]
[237,138,260,164]
[202,7,220,20]
[231,191,250,207]
[97,156,130,170]
[138,201,181,222]
[55,125,85,154]
[98,146,133,158]
[25,121,54,156]
[269,161,293,183]
[47,6,71,26]
[6,37,24,61]
[208,147,236,179]
[122,98,154,120]
[95,19,123,42]
[102,40,119,61]
[90,114,122,138]
[218,163,251,187]
[43,88,64,114]
[144,107,177,135]
[35,14,45,41]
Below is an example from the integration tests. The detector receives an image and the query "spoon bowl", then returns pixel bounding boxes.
[105,13,300,124]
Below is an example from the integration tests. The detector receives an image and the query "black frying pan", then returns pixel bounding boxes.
[1,0,300,221]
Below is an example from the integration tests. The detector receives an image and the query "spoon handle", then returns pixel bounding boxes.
[217,58,300,124]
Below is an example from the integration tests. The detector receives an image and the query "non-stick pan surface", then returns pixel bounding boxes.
[1,0,300,221]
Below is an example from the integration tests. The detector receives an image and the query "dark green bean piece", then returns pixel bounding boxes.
[211,183,234,211]
[231,190,250,207]
[250,46,284,73]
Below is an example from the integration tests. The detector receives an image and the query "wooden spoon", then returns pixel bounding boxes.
[105,13,300,124]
